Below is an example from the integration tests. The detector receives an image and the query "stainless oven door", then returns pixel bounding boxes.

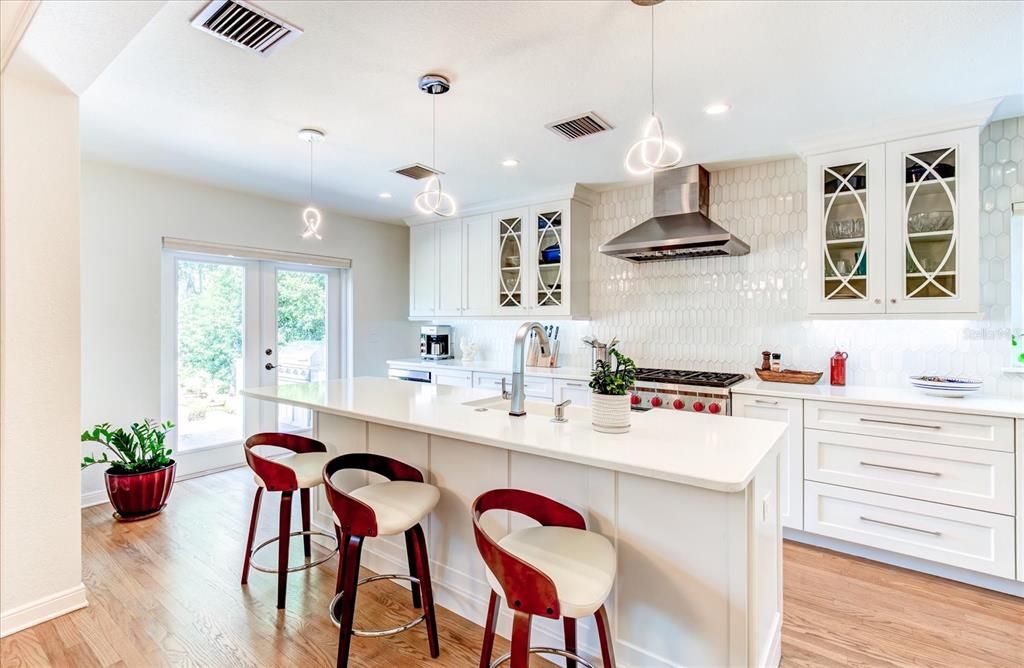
[387,367,432,383]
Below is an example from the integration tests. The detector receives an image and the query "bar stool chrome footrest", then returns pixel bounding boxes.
[329,574,426,637]
[249,530,339,574]
[491,647,595,668]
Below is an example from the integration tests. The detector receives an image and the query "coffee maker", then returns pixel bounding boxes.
[420,325,453,360]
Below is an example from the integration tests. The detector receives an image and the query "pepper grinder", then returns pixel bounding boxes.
[760,351,772,371]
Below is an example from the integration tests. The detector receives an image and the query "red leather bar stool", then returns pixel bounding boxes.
[240,433,339,609]
[473,489,616,668]
[323,453,441,668]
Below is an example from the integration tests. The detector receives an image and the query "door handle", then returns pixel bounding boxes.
[265,362,277,370]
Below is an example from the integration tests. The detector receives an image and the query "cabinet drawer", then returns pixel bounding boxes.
[434,370,473,388]
[804,429,1014,514]
[804,482,1015,578]
[805,400,1013,452]
[473,373,553,400]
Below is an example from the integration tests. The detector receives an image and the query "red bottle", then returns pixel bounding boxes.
[830,351,849,386]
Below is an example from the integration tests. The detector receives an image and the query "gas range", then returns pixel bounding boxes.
[631,368,746,415]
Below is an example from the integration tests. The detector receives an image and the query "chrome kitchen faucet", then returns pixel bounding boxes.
[509,322,549,416]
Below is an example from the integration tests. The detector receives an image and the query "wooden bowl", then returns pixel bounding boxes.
[754,368,823,385]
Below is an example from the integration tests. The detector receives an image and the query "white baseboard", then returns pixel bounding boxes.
[785,529,1024,597]
[81,489,109,508]
[0,583,88,638]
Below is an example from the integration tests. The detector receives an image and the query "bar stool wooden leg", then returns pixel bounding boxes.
[335,534,365,668]
[595,605,616,668]
[277,491,293,610]
[334,527,348,595]
[479,591,499,668]
[563,617,578,668]
[409,523,439,658]
[404,528,422,609]
[240,487,263,585]
[300,489,312,558]
[510,610,532,668]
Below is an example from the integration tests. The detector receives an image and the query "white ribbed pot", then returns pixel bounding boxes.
[591,393,631,434]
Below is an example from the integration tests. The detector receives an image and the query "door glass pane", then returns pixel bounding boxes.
[497,215,524,309]
[535,209,564,308]
[821,162,868,301]
[276,269,327,432]
[903,147,958,299]
[176,260,244,449]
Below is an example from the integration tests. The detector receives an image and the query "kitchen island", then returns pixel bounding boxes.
[243,377,786,668]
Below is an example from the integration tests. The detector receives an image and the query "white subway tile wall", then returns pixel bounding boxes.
[447,118,1023,398]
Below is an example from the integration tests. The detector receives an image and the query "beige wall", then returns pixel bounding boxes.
[0,55,86,633]
[79,161,417,502]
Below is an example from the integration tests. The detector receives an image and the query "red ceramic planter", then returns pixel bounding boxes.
[104,461,176,521]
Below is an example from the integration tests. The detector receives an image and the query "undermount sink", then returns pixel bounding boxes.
[462,396,590,420]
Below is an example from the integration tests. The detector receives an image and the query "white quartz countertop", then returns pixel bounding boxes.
[243,377,785,493]
[387,357,593,381]
[733,379,1024,419]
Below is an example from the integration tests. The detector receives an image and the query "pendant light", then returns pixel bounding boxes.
[298,128,325,240]
[414,74,457,217]
[625,0,682,175]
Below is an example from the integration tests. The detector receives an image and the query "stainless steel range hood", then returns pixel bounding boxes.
[599,164,750,262]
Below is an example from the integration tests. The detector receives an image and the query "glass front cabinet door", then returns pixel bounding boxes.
[528,201,571,316]
[885,128,979,315]
[807,146,887,315]
[492,208,528,314]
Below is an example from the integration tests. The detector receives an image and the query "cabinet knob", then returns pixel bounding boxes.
[874,298,881,304]
[890,298,896,304]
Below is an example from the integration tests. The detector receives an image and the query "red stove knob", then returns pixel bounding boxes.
[650,396,662,408]
[692,401,705,412]
[708,402,721,414]
[672,399,684,410]
[630,393,641,405]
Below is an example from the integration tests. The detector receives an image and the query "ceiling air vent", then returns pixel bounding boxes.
[545,111,613,141]
[391,163,444,180]
[191,0,302,57]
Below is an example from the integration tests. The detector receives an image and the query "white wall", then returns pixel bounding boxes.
[446,118,1023,400]
[79,161,417,500]
[0,55,86,634]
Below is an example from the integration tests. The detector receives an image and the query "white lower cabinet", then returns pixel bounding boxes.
[804,481,1015,578]
[553,378,591,407]
[733,394,803,530]
[1017,419,1023,582]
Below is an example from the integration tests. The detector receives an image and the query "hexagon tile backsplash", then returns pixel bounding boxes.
[450,117,1023,399]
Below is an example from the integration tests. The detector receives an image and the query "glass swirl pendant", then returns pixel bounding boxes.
[301,205,322,240]
[414,175,456,217]
[625,114,683,175]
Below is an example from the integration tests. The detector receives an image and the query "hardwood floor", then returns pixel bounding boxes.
[2,467,1022,667]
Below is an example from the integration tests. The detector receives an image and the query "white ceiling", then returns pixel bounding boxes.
[78,0,1023,223]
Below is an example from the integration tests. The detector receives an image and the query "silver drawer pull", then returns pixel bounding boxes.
[859,461,941,477]
[859,417,941,430]
[565,382,585,388]
[859,516,942,537]
[754,399,778,406]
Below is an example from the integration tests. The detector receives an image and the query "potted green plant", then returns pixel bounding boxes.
[81,419,176,521]
[588,348,638,433]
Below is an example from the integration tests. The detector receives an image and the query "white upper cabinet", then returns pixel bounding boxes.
[408,190,592,320]
[409,223,437,317]
[884,129,979,314]
[807,127,980,317]
[461,214,492,316]
[435,218,463,316]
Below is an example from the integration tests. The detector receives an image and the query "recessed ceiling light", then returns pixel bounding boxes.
[378,192,392,199]
[704,103,731,115]
[501,158,519,167]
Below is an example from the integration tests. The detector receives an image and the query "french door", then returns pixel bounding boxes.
[163,251,344,474]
